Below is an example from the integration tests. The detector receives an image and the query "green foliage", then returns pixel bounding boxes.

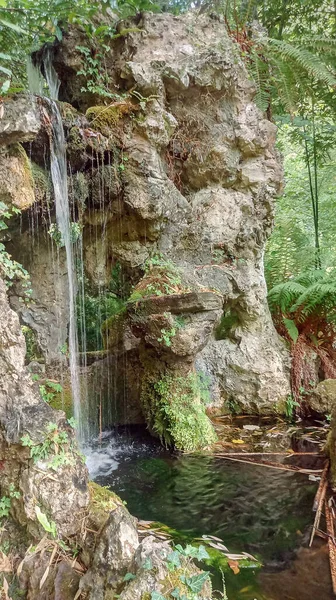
[285,395,300,420]
[141,372,216,451]
[0,202,31,297]
[48,222,82,247]
[35,505,57,538]
[0,496,11,519]
[21,422,75,471]
[22,325,42,362]
[76,44,118,100]
[147,544,211,600]
[39,380,63,403]
[129,255,186,302]
[268,269,336,402]
[158,315,185,347]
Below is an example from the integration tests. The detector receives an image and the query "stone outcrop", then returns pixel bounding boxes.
[50,11,289,428]
[0,11,291,447]
[0,276,88,538]
[307,379,336,415]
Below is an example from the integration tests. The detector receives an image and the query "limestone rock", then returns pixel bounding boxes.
[0,95,41,144]
[119,536,212,600]
[0,276,89,537]
[307,379,336,415]
[0,144,35,210]
[80,504,139,599]
[8,231,69,364]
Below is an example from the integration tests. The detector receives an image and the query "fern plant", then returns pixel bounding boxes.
[205,0,336,115]
[268,269,336,409]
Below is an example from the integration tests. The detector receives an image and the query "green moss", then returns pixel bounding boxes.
[86,101,136,136]
[31,162,51,204]
[89,481,122,509]
[49,386,73,419]
[101,309,127,350]
[88,481,124,527]
[141,372,217,452]
[160,567,192,597]
[215,309,241,340]
[128,257,188,303]
[59,101,78,121]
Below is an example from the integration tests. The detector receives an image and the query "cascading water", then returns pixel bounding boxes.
[42,51,86,443]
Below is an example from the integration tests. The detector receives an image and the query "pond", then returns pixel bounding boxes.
[85,428,333,600]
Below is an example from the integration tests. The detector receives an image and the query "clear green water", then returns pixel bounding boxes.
[86,430,330,600]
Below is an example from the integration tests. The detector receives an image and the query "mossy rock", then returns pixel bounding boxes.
[31,162,52,204]
[49,386,73,419]
[88,481,124,529]
[101,311,126,350]
[141,371,217,452]
[86,101,137,136]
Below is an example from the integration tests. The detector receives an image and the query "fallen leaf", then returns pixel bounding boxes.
[228,559,240,574]
[232,439,245,444]
[0,551,12,573]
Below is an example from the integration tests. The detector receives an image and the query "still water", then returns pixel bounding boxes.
[85,429,332,600]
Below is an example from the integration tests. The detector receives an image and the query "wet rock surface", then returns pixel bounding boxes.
[0,276,89,538]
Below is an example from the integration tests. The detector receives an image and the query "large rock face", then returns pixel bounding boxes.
[52,12,289,422]
[0,12,290,446]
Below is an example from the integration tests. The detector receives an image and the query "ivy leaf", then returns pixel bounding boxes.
[182,572,209,593]
[151,593,167,600]
[123,573,136,582]
[196,545,210,561]
[143,557,153,570]
[167,550,181,569]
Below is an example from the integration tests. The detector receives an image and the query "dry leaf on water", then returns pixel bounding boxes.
[228,559,240,574]
[2,576,11,600]
[0,552,12,573]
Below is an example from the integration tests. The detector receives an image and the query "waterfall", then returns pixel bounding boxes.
[42,51,86,444]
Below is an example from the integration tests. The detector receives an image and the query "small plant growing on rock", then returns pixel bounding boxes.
[158,315,185,347]
[21,422,75,470]
[148,544,212,600]
[0,497,11,519]
[129,255,189,302]
[0,202,32,298]
[39,380,63,404]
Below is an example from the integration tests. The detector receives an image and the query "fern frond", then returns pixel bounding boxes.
[283,317,299,342]
[269,39,336,88]
[268,281,306,314]
[294,270,325,287]
[304,37,336,54]
[247,48,269,111]
[291,280,336,321]
[268,54,298,115]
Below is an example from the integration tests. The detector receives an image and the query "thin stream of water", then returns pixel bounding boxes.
[42,52,86,443]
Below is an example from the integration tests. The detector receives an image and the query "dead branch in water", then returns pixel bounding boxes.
[325,499,336,595]
[213,454,323,474]
[313,460,330,511]
[309,461,329,547]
